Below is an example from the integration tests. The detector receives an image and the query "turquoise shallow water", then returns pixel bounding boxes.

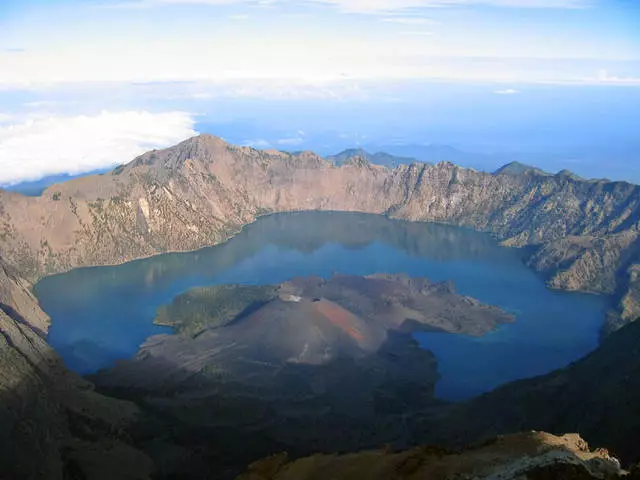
[35,211,607,400]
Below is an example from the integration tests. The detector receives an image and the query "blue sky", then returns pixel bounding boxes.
[0,0,639,184]
[3,0,640,83]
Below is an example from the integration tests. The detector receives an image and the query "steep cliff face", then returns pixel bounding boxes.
[0,257,153,479]
[1,134,638,331]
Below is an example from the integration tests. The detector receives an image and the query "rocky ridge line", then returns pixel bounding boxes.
[1,134,638,332]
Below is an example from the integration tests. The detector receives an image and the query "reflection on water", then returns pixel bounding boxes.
[35,211,606,400]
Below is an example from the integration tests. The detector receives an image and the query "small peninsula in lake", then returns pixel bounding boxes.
[93,274,513,459]
[155,273,515,338]
[98,274,513,389]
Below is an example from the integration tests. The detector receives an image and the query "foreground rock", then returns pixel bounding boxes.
[238,432,624,480]
[0,134,638,333]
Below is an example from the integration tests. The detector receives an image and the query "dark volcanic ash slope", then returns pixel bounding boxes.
[89,274,510,475]
[95,274,512,392]
[1,134,638,332]
[154,273,513,338]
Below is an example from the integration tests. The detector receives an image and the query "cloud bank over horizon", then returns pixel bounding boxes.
[0,111,197,185]
[0,0,638,185]
[100,0,593,13]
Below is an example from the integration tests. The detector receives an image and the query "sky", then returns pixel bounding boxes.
[0,0,639,185]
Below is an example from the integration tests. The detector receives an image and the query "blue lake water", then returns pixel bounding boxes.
[35,211,607,400]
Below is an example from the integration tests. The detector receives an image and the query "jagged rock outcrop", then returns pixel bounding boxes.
[0,256,154,479]
[237,432,624,480]
[1,134,639,332]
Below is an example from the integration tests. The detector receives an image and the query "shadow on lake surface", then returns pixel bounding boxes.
[35,211,607,400]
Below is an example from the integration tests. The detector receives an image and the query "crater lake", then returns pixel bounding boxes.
[35,211,607,400]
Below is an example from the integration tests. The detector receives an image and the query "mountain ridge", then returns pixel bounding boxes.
[1,133,639,334]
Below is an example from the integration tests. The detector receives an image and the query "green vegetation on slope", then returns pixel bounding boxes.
[154,284,278,336]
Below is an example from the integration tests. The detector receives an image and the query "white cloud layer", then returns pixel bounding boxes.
[494,88,520,94]
[311,0,589,13]
[590,70,640,85]
[0,111,197,185]
[382,17,436,24]
[102,0,590,12]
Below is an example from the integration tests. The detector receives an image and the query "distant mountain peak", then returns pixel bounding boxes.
[556,169,582,180]
[327,148,417,168]
[339,148,368,156]
[327,148,370,166]
[342,154,370,167]
[494,161,546,176]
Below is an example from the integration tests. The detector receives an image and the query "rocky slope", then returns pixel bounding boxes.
[413,316,640,467]
[1,134,638,333]
[238,432,625,480]
[0,256,154,479]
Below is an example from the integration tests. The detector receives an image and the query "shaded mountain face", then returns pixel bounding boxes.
[1,134,639,334]
[416,316,640,467]
[0,257,153,480]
